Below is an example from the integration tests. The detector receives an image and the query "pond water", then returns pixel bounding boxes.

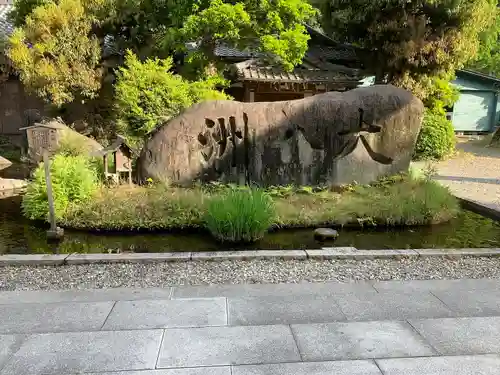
[1,195,499,254]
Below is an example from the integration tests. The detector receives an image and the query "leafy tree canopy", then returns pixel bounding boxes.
[114,50,230,147]
[321,0,497,87]
[7,0,316,107]
[7,0,102,106]
[10,0,316,72]
[468,6,500,76]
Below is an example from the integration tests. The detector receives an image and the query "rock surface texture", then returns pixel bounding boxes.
[0,156,12,171]
[138,85,424,186]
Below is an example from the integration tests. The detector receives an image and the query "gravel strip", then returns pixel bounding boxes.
[2,257,500,291]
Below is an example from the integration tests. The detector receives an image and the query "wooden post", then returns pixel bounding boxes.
[43,150,64,240]
[103,154,108,176]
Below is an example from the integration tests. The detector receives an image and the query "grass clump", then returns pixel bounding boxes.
[204,188,275,243]
[62,184,206,230]
[59,174,460,238]
[22,154,99,221]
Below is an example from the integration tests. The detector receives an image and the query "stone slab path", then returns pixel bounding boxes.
[415,139,500,211]
[3,278,500,374]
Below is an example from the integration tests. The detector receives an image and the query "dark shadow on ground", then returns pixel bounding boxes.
[456,139,500,159]
[434,175,500,185]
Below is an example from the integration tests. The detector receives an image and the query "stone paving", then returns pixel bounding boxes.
[3,278,500,374]
[414,139,500,211]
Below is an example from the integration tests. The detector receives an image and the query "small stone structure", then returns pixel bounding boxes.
[20,118,102,163]
[91,135,134,185]
[138,85,424,186]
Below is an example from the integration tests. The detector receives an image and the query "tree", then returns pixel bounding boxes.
[7,0,102,106]
[321,0,497,92]
[468,7,500,76]
[94,0,317,75]
[167,0,316,73]
[114,50,230,147]
[7,0,316,107]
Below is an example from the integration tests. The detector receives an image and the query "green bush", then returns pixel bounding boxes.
[22,154,98,221]
[414,109,456,160]
[114,51,230,148]
[204,188,276,243]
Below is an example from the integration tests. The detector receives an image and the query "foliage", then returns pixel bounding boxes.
[62,184,206,230]
[414,109,456,160]
[22,154,99,221]
[468,7,500,76]
[167,0,316,73]
[61,177,459,231]
[55,130,105,180]
[7,0,102,106]
[321,0,497,91]
[8,0,48,27]
[114,51,230,146]
[204,188,276,243]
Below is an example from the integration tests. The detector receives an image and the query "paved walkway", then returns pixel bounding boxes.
[2,279,500,374]
[423,139,500,210]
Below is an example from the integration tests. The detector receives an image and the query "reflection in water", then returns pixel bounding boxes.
[0,195,499,254]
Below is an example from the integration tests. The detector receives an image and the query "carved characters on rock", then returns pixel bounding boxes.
[197,113,249,183]
[336,108,394,165]
[138,85,424,186]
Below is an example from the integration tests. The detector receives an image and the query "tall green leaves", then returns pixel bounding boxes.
[204,189,276,243]
[22,155,99,221]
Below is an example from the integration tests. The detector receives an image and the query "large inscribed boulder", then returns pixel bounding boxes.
[138,85,424,186]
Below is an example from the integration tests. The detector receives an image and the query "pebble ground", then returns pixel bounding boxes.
[3,257,500,291]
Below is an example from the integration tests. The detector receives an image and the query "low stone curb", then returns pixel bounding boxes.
[191,250,307,261]
[1,248,500,266]
[458,196,500,222]
[306,248,419,259]
[0,254,67,266]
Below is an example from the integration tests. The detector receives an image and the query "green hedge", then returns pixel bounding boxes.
[414,109,456,160]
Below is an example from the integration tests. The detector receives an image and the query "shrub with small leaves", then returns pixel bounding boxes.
[22,154,98,221]
[204,188,276,243]
[114,51,230,148]
[414,109,456,160]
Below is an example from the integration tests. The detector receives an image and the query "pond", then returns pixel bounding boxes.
[1,195,499,254]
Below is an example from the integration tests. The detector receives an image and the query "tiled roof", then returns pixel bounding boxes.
[215,43,359,62]
[214,44,262,59]
[0,4,13,38]
[234,59,361,84]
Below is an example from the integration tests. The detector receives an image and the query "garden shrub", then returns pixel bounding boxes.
[22,154,98,221]
[414,109,456,160]
[204,188,276,243]
[114,51,230,148]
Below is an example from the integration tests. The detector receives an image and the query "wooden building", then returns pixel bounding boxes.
[449,70,500,133]
[216,25,366,102]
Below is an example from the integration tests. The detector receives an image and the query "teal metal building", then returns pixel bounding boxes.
[450,70,500,133]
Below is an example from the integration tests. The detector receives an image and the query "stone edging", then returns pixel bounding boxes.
[2,247,500,266]
[458,196,500,222]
